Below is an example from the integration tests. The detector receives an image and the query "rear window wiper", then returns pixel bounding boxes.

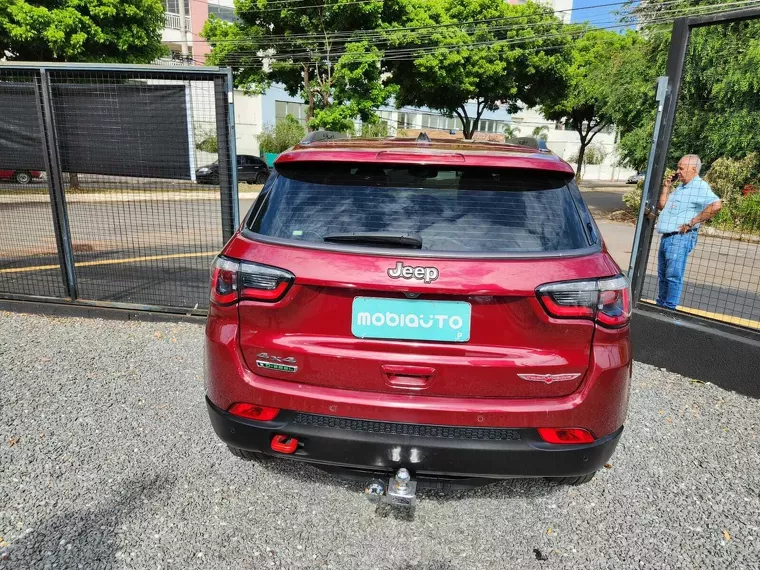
[322,232,423,249]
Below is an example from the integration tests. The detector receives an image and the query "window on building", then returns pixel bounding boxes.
[397,112,416,128]
[275,101,309,126]
[165,0,189,14]
[208,2,236,22]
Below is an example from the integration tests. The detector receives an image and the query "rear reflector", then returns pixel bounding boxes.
[537,427,595,445]
[210,256,294,305]
[536,275,631,328]
[228,402,280,421]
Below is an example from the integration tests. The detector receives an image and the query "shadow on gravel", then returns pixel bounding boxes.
[252,456,561,502]
[4,475,173,569]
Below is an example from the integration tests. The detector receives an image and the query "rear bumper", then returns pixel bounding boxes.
[207,397,623,479]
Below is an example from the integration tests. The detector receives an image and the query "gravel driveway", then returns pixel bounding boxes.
[1,312,758,569]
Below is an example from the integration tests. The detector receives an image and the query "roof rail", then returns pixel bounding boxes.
[300,130,349,144]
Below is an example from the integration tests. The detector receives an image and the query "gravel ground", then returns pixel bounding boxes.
[1,312,758,570]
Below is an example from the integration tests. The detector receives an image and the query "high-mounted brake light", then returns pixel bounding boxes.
[536,275,631,328]
[210,256,294,305]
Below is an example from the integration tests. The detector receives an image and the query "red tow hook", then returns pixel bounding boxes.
[271,434,299,454]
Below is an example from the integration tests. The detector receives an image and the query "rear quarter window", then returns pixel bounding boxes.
[248,163,592,254]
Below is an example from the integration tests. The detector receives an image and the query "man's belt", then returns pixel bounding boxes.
[662,228,696,238]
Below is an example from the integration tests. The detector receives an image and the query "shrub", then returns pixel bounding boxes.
[704,153,758,206]
[258,115,306,154]
[567,142,608,166]
[361,120,389,138]
[195,128,218,153]
[622,183,642,212]
[734,193,760,231]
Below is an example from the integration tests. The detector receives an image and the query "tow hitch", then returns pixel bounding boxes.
[364,468,417,508]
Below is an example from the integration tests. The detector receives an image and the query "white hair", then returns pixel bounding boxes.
[682,154,702,174]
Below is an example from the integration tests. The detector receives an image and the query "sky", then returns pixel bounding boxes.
[570,0,627,25]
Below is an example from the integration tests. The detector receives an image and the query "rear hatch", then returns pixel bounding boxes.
[227,160,617,399]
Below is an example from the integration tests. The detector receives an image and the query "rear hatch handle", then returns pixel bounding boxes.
[382,364,436,389]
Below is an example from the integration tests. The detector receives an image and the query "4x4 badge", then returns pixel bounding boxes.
[256,352,297,373]
[387,261,439,284]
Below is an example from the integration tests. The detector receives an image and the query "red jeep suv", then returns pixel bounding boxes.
[205,137,631,489]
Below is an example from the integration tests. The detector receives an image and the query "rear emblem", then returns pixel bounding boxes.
[388,261,439,284]
[256,352,297,373]
[517,373,581,384]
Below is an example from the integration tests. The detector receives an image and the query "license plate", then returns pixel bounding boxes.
[351,297,471,342]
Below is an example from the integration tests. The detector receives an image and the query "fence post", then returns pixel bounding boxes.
[227,68,240,229]
[628,76,668,280]
[214,75,237,242]
[38,68,78,300]
[629,18,691,303]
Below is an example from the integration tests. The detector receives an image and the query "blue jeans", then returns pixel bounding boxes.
[657,231,698,309]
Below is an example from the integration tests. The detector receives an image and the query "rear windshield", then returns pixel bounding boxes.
[248,163,591,253]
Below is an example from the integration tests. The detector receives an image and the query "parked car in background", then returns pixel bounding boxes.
[196,155,270,185]
[204,134,632,501]
[627,171,645,184]
[0,169,41,184]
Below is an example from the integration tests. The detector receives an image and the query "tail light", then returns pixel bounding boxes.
[210,255,294,305]
[537,275,631,328]
[228,402,280,421]
[537,427,595,444]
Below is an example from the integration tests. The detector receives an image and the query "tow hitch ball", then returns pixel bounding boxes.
[364,468,417,507]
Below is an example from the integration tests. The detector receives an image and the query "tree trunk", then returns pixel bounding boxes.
[464,119,473,139]
[575,131,588,179]
[454,109,472,139]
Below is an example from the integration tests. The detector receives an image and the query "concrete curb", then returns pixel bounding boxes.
[700,225,760,244]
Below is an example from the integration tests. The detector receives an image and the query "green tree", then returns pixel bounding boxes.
[542,27,637,178]
[203,0,398,128]
[531,125,549,141]
[258,115,307,154]
[385,0,570,139]
[0,0,166,62]
[612,0,760,171]
[503,124,521,139]
[1,0,166,188]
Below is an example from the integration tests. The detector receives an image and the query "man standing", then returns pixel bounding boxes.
[656,155,722,309]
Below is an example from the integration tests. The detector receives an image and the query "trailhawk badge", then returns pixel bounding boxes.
[387,261,439,284]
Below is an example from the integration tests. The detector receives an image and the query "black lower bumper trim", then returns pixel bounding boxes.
[206,397,622,479]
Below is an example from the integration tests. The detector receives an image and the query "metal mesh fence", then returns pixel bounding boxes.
[0,65,236,312]
[639,22,760,330]
[0,69,67,299]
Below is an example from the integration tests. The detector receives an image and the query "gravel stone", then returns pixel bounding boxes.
[1,312,758,569]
